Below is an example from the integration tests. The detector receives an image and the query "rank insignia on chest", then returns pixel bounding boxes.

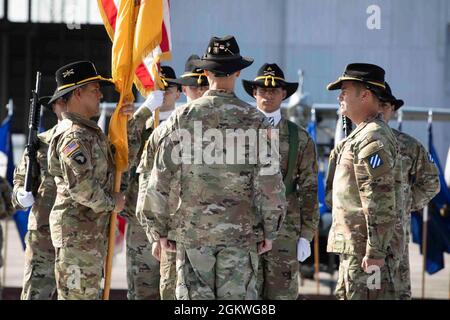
[368,153,383,169]
[72,151,87,165]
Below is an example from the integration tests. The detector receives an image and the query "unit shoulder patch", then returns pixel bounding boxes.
[71,151,87,165]
[368,153,384,169]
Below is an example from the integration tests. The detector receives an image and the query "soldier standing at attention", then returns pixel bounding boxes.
[144,35,287,300]
[123,65,180,300]
[242,63,319,299]
[140,57,209,300]
[13,95,66,299]
[47,60,133,299]
[326,63,400,300]
[378,83,440,299]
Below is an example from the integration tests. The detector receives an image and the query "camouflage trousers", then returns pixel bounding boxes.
[160,248,176,300]
[125,218,160,300]
[176,243,259,300]
[55,240,106,300]
[21,226,57,300]
[257,235,299,300]
[335,254,397,300]
[395,246,411,300]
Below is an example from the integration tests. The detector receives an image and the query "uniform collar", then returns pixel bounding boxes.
[256,107,282,126]
[62,111,102,131]
[347,113,382,139]
[204,89,237,98]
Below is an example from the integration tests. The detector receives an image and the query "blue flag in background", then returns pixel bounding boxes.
[307,119,329,216]
[0,115,29,250]
[411,123,450,274]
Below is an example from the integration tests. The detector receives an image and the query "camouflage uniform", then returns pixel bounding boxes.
[136,118,179,300]
[327,115,401,300]
[0,176,14,299]
[12,126,57,300]
[144,90,286,300]
[392,129,439,300]
[257,118,319,300]
[47,112,119,300]
[123,109,161,300]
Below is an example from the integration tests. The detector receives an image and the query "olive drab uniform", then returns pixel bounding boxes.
[327,115,402,300]
[145,90,287,300]
[12,126,58,299]
[392,129,440,299]
[0,176,14,299]
[257,118,319,300]
[48,112,118,300]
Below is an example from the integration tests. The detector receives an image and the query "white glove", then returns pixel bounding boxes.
[141,90,164,112]
[17,188,35,208]
[297,237,311,262]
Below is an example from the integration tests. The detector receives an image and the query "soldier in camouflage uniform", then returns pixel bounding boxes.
[242,63,319,299]
[123,105,158,300]
[143,36,287,300]
[46,61,135,299]
[12,96,66,299]
[123,66,181,300]
[136,57,208,300]
[0,176,14,299]
[326,63,402,300]
[378,83,440,299]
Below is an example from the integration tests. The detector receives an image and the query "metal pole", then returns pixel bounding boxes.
[3,0,8,21]
[2,220,8,287]
[421,206,428,299]
[314,230,320,295]
[27,0,31,22]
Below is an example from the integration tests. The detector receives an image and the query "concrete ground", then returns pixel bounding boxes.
[1,220,449,300]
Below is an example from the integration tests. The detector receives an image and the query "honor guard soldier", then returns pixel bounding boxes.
[326,63,402,300]
[144,36,287,300]
[242,63,319,299]
[13,95,66,299]
[47,61,133,299]
[378,83,440,299]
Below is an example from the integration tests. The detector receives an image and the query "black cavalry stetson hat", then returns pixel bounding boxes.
[192,35,253,76]
[382,82,404,110]
[49,60,114,104]
[327,63,386,99]
[242,63,299,100]
[160,65,180,90]
[171,55,209,87]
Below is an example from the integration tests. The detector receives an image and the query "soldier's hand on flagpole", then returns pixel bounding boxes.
[160,237,176,252]
[119,100,135,119]
[361,255,385,273]
[141,90,164,112]
[113,192,126,212]
[257,239,273,255]
[152,240,161,261]
[17,188,35,208]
